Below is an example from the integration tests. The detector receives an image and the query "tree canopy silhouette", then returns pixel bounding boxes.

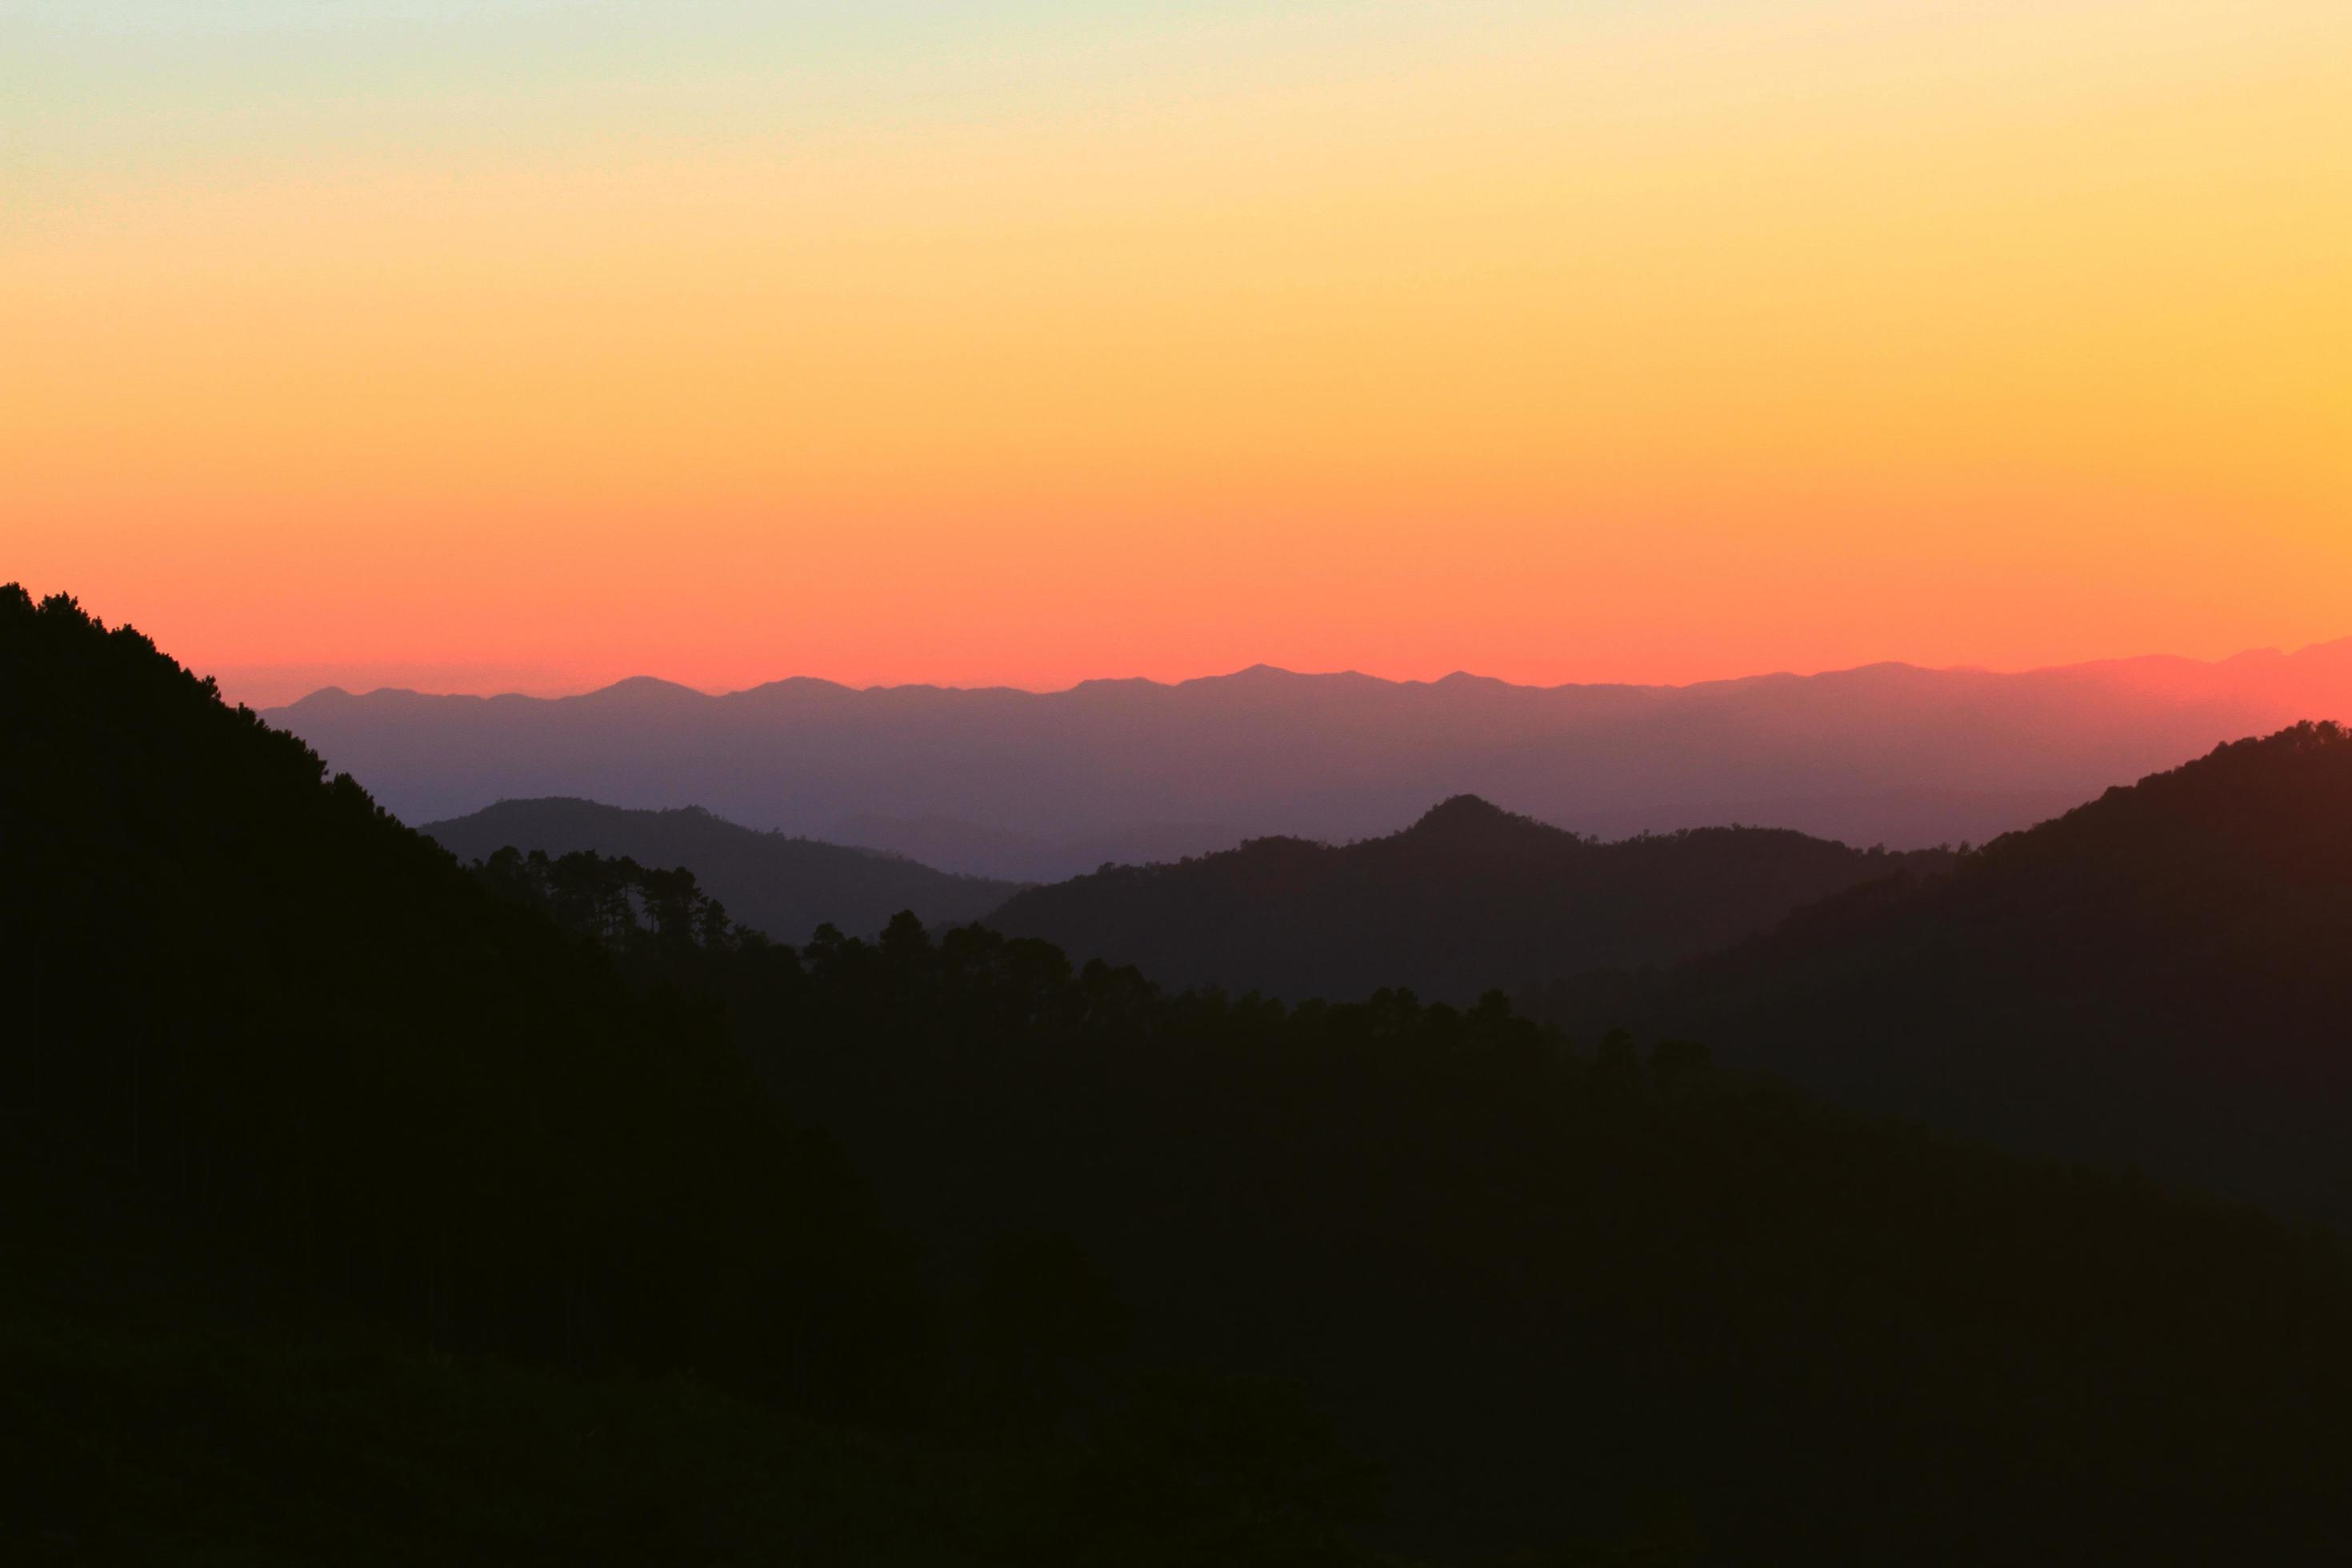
[16,583,2352,1565]
[490,838,2352,1563]
[424,795,1017,942]
[0,586,916,1408]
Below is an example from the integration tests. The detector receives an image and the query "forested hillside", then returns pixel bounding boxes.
[1537,722,2352,1223]
[0,588,918,1403]
[15,583,2352,1565]
[423,795,1015,941]
[988,794,1951,1002]
[501,846,2352,1563]
[0,587,1393,1566]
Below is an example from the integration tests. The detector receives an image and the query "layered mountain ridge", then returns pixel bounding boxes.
[1538,721,2352,1222]
[266,640,2352,878]
[986,795,1952,1002]
[22,583,2352,1561]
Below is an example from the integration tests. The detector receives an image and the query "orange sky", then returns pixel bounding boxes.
[8,2,2350,706]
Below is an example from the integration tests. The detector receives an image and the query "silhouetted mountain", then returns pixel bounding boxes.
[0,587,918,1412]
[23,582,2352,1564]
[826,813,1242,884]
[501,851,2352,1563]
[422,797,1016,942]
[987,797,1954,1002]
[1537,721,2352,1223]
[264,641,2352,874]
[0,585,1404,1565]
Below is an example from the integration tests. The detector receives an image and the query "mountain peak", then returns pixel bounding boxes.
[580,675,704,703]
[1406,794,1538,838]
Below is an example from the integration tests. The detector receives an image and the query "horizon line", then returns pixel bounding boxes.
[254,634,2352,710]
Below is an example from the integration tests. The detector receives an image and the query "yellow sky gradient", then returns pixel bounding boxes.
[7,2,2349,702]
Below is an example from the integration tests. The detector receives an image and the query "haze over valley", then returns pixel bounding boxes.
[276,638,2352,880]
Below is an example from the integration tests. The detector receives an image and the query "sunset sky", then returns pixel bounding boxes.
[8,2,2350,706]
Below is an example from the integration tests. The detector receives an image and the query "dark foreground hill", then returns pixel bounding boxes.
[17,583,2352,1564]
[422,797,1017,942]
[514,854,2352,1563]
[0,590,918,1402]
[987,796,1953,1002]
[263,641,2352,874]
[0,588,1394,1566]
[1537,722,2352,1225]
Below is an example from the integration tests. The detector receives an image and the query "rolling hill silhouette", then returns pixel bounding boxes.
[988,797,1954,1002]
[0,587,916,1406]
[1538,721,2352,1222]
[422,797,1015,942]
[263,641,2352,875]
[0,585,1420,1563]
[23,582,2352,1562]
[826,813,1243,885]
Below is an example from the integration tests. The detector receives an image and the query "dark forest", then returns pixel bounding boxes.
[10,584,2352,1565]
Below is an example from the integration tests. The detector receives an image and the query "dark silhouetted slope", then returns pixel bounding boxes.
[0,586,915,1414]
[525,880,2352,1563]
[264,641,2352,874]
[0,585,1414,1565]
[1540,721,2352,1221]
[422,797,1016,941]
[986,796,1953,1002]
[23,584,2352,1563]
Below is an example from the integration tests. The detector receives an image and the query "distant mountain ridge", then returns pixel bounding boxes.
[986,794,1954,1003]
[422,798,1016,942]
[266,639,2352,878]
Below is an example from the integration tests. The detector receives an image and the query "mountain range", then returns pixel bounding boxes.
[264,639,2352,879]
[407,736,2352,1226]
[20,582,2352,1562]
